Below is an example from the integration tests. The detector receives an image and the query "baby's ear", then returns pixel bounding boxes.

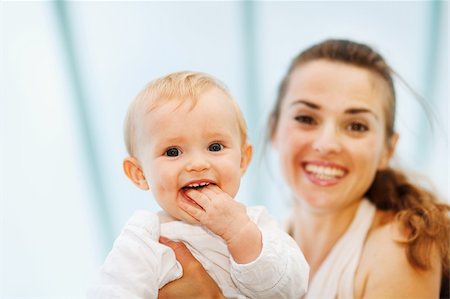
[123,157,149,190]
[240,143,253,175]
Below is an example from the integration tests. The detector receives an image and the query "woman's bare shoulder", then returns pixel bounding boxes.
[354,210,441,299]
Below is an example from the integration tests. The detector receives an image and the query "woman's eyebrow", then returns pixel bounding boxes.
[344,108,378,120]
[290,99,379,120]
[290,99,320,109]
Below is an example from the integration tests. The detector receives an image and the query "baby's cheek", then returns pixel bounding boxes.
[225,176,242,198]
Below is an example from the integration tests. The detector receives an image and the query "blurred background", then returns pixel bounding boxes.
[1,1,448,297]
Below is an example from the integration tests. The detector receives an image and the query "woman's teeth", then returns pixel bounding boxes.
[305,164,345,179]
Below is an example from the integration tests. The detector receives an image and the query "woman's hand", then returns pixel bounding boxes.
[158,236,225,299]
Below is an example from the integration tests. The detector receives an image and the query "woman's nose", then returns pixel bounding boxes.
[312,124,342,154]
[185,152,210,172]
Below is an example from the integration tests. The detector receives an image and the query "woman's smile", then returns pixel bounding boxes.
[302,161,347,186]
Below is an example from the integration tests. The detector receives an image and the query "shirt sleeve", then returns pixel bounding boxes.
[86,210,183,299]
[229,206,309,299]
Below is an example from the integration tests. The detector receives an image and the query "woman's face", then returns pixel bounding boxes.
[272,59,396,212]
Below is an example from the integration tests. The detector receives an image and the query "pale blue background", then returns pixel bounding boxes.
[1,1,448,297]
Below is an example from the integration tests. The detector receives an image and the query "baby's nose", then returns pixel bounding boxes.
[185,153,210,172]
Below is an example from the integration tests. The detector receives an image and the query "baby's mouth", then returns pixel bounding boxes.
[180,182,214,210]
[182,182,211,191]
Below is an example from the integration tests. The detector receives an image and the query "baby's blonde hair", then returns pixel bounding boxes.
[124,71,248,157]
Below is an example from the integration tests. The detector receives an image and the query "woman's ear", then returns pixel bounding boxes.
[123,157,149,190]
[269,117,278,150]
[378,133,399,170]
[240,143,253,175]
[270,132,279,150]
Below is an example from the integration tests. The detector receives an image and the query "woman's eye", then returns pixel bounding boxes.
[295,115,316,125]
[208,143,223,152]
[348,122,369,132]
[165,148,181,157]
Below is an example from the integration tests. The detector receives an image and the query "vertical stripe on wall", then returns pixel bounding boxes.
[241,1,267,206]
[53,1,114,255]
[415,0,443,165]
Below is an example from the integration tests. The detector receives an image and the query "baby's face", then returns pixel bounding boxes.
[137,87,248,223]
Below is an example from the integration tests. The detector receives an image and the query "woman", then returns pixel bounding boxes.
[159,39,449,299]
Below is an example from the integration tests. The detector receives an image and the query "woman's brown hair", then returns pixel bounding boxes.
[269,39,449,294]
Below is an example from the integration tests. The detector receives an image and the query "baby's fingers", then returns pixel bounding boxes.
[178,197,203,221]
[204,184,223,194]
[184,189,211,209]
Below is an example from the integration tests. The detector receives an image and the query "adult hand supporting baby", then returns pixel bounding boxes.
[158,236,225,299]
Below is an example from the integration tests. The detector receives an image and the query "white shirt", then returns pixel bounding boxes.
[87,206,309,299]
[304,199,376,299]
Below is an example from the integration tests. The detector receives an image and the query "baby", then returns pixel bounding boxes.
[88,71,309,298]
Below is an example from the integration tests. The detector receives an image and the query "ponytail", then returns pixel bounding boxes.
[366,168,450,272]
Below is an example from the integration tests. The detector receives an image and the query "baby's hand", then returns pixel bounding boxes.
[180,185,250,243]
[181,185,262,263]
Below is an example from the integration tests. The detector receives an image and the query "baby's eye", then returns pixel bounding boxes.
[165,147,181,157]
[348,122,369,132]
[208,143,224,152]
[295,115,316,125]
